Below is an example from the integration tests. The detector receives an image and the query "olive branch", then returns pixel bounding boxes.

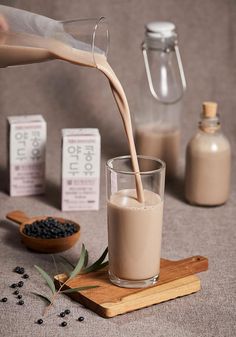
[32,244,108,315]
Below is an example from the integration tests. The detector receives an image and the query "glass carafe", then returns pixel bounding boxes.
[135,21,186,178]
[0,5,109,68]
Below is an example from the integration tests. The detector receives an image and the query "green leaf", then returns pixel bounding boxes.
[59,255,75,269]
[80,247,108,274]
[80,261,108,274]
[34,265,56,294]
[59,249,88,274]
[94,261,108,271]
[69,244,86,280]
[83,249,89,268]
[31,292,52,304]
[61,285,99,294]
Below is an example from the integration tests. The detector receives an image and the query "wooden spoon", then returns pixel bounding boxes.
[6,210,80,253]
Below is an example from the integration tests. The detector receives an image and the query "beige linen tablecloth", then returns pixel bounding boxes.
[0,0,235,336]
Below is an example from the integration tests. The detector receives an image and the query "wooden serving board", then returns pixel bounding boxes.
[54,255,208,318]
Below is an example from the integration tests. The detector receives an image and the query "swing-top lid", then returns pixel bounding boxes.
[145,21,176,38]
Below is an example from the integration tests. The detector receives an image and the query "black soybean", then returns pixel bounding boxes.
[14,266,21,274]
[10,283,17,288]
[23,217,78,239]
[61,321,67,327]
[19,268,25,275]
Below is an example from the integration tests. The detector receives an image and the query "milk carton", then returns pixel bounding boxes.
[8,115,46,196]
[61,128,101,211]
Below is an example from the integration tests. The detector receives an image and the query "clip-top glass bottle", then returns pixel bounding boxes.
[135,21,186,178]
[185,102,231,206]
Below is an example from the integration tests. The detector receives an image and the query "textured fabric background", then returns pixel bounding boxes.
[0,1,235,337]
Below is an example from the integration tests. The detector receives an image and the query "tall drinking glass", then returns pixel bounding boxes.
[106,155,165,288]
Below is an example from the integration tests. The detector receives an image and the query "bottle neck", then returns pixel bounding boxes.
[198,114,221,134]
[143,34,177,52]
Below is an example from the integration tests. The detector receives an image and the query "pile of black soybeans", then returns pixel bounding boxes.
[23,217,78,239]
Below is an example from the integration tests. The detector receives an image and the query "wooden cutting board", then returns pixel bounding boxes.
[54,255,208,318]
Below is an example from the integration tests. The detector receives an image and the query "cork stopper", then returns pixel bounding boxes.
[202,102,218,118]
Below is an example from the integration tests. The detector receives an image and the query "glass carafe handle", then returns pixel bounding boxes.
[142,44,186,104]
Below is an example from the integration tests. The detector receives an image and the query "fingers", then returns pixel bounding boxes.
[0,15,9,31]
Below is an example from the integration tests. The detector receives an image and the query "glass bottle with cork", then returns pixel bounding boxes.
[185,102,231,206]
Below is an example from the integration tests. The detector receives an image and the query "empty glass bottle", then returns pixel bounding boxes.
[135,21,186,178]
